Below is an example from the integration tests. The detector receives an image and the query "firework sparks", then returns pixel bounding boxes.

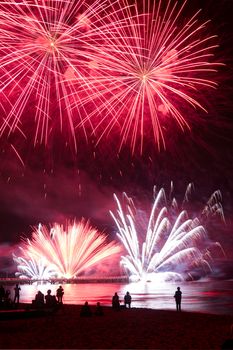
[110,184,224,282]
[13,255,57,280]
[14,219,121,279]
[77,0,223,153]
[0,0,223,154]
[0,0,133,150]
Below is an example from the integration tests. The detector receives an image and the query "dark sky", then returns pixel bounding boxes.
[0,0,232,273]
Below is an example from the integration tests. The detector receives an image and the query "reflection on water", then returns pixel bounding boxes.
[6,280,233,315]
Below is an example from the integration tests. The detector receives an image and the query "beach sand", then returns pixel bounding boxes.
[0,304,232,349]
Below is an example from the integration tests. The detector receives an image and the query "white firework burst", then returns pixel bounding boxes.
[110,184,224,282]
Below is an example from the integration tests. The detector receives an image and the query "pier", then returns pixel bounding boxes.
[0,275,129,285]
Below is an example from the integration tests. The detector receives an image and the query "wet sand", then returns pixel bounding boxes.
[0,304,233,349]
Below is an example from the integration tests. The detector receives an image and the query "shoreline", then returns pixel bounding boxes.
[1,301,232,316]
[0,303,233,349]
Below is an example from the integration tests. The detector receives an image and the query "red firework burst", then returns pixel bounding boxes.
[75,0,223,153]
[0,0,223,154]
[0,0,133,150]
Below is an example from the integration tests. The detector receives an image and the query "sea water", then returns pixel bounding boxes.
[5,279,233,315]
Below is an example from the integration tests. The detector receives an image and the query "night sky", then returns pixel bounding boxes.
[0,0,232,274]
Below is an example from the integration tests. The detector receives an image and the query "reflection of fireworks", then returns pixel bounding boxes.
[14,220,121,279]
[110,185,224,282]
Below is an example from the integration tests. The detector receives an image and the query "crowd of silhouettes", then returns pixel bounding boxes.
[0,285,185,316]
[111,288,183,312]
[0,282,232,349]
[112,291,132,310]
[80,301,104,317]
[32,286,64,309]
[0,284,184,314]
[79,291,133,317]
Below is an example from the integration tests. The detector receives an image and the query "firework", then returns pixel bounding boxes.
[110,184,224,282]
[13,255,57,280]
[14,219,121,279]
[0,0,133,150]
[77,0,223,153]
[0,1,222,154]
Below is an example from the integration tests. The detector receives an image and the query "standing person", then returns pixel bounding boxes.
[56,285,64,304]
[13,284,21,304]
[174,287,182,311]
[112,292,120,310]
[124,291,132,308]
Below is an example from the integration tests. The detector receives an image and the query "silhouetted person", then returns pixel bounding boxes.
[34,291,45,308]
[45,289,57,308]
[13,284,21,304]
[174,287,182,311]
[0,285,5,304]
[124,291,132,308]
[80,301,92,317]
[112,292,120,310]
[95,302,104,316]
[221,324,233,349]
[56,285,64,304]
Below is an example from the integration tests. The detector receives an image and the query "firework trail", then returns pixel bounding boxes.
[14,219,121,279]
[77,0,223,153]
[110,184,224,282]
